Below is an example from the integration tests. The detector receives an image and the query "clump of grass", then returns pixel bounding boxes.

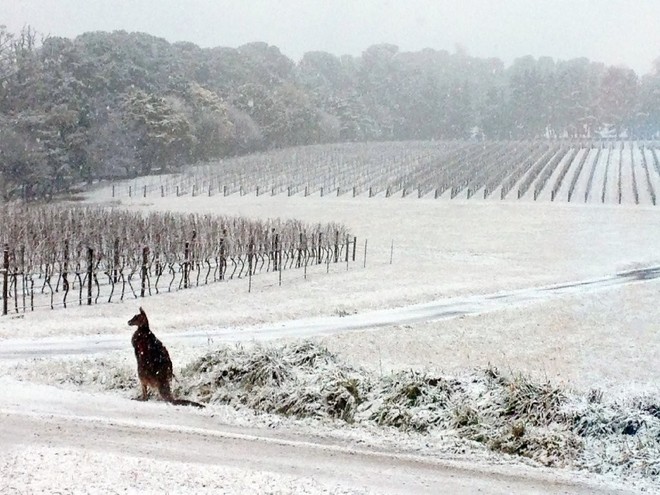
[499,372,566,426]
[359,370,458,432]
[11,357,136,393]
[180,342,368,422]
[488,424,582,467]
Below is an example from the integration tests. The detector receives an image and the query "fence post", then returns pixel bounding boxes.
[334,231,339,263]
[2,244,8,316]
[363,239,368,268]
[273,232,279,271]
[19,245,25,312]
[113,238,120,283]
[87,247,93,306]
[184,241,190,288]
[317,232,322,264]
[141,246,149,297]
[278,236,282,287]
[352,236,357,262]
[63,239,70,307]
[191,230,197,273]
[248,239,254,293]
[303,233,308,279]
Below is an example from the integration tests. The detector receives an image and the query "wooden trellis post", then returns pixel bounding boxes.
[113,238,120,283]
[87,247,93,306]
[63,239,70,308]
[278,239,283,287]
[248,239,254,293]
[219,236,226,280]
[2,244,8,316]
[272,232,279,272]
[141,246,149,297]
[184,241,190,288]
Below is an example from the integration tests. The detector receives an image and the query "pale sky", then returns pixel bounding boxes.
[2,0,659,75]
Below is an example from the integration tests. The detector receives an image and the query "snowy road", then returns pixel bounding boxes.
[0,378,631,495]
[1,265,658,361]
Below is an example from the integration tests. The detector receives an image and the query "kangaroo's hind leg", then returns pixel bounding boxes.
[157,379,174,403]
[132,382,149,401]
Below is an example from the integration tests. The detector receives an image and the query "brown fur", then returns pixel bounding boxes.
[128,307,204,408]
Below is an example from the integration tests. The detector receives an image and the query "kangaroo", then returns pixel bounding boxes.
[128,307,204,408]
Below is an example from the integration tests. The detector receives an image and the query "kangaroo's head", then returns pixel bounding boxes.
[128,307,149,328]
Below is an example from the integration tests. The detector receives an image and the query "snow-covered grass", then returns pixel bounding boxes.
[8,341,659,484]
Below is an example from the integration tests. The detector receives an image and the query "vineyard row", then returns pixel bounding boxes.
[0,237,359,315]
[109,140,660,206]
[0,206,356,315]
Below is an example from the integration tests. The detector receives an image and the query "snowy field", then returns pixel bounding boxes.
[2,189,660,493]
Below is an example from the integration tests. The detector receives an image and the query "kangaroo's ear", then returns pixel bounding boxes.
[139,307,145,314]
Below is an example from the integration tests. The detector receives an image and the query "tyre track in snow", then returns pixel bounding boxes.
[1,265,659,360]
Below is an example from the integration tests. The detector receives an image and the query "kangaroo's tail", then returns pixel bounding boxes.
[158,382,206,408]
[169,398,206,408]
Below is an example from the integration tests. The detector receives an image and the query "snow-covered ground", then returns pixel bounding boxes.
[586,147,610,204]
[2,190,659,493]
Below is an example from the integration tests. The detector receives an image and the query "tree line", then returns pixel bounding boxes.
[0,27,658,200]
